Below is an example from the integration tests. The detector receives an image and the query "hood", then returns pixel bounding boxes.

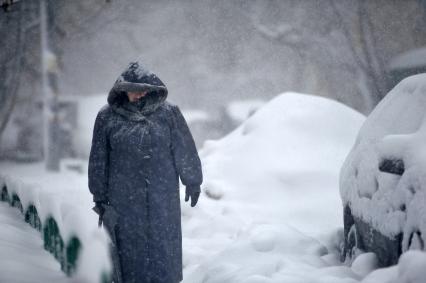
[107,61,168,111]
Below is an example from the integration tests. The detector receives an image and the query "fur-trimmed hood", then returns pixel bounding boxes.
[107,61,168,112]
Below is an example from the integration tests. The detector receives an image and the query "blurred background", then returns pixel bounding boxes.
[1,0,426,170]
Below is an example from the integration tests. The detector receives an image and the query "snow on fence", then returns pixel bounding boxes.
[0,173,111,283]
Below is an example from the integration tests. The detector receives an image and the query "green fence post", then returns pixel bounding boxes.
[43,217,65,270]
[25,205,42,232]
[1,186,106,281]
[1,185,9,202]
[65,236,81,275]
[11,194,23,213]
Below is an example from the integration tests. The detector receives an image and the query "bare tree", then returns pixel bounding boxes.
[0,0,115,161]
[247,0,425,113]
[330,0,387,111]
[0,0,26,137]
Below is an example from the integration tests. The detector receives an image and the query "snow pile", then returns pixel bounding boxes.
[361,250,426,283]
[0,163,111,283]
[395,251,426,282]
[181,92,365,282]
[341,74,426,243]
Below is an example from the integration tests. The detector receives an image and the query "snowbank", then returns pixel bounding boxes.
[0,163,111,283]
[361,250,426,283]
[182,92,365,282]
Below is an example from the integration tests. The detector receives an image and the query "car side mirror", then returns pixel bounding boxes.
[378,158,405,175]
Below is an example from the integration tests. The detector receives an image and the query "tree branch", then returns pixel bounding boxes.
[0,0,25,137]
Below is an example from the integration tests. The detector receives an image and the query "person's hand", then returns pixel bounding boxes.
[93,201,107,217]
[185,186,200,207]
[93,201,109,227]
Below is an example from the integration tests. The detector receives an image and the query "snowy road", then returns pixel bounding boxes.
[0,202,71,283]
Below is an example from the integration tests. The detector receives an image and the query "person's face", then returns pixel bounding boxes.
[127,91,148,102]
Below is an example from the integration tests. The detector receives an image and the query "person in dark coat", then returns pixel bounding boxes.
[88,61,203,283]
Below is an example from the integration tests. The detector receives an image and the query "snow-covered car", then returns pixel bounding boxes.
[340,74,426,267]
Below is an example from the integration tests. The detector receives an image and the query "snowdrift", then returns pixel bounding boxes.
[183,92,365,282]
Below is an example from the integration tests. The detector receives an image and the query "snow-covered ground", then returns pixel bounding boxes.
[3,90,426,282]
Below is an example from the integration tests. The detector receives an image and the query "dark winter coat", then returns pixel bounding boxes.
[88,61,203,283]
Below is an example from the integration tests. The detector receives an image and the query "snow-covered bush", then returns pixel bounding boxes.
[340,74,426,267]
[0,166,111,283]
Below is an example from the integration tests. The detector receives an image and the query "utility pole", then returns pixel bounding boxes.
[40,0,60,171]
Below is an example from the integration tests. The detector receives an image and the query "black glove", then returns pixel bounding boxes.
[92,201,108,227]
[185,186,201,207]
[94,201,106,216]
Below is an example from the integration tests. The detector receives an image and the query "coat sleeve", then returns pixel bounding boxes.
[88,108,110,202]
[170,105,203,187]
